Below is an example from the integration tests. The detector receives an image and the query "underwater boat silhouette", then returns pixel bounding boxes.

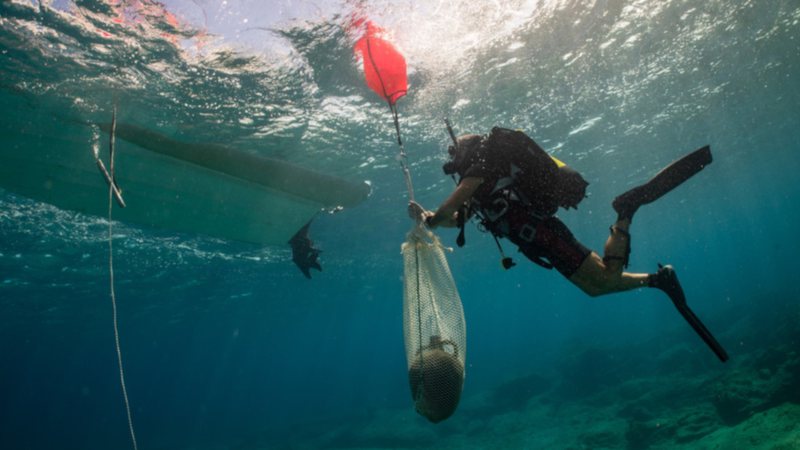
[0,122,370,245]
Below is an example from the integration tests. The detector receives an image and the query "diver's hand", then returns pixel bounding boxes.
[408,201,426,222]
[408,201,437,225]
[422,211,436,228]
[408,201,438,228]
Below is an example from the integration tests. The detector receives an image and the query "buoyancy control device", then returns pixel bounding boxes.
[446,127,588,216]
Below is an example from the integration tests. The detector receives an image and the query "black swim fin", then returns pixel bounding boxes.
[614,145,712,221]
[650,264,729,362]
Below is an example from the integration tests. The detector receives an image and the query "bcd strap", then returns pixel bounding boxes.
[457,203,518,270]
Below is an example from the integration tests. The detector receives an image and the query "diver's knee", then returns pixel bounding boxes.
[581,268,626,297]
[574,276,613,297]
[602,255,625,274]
[572,253,612,297]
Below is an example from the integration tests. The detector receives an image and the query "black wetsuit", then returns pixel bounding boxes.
[460,138,590,278]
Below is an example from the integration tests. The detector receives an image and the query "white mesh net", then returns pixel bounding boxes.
[402,225,466,423]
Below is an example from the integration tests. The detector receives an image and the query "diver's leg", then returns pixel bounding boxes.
[528,216,647,296]
[603,218,632,272]
[574,228,691,300]
[569,252,650,297]
[570,217,648,296]
[520,217,647,296]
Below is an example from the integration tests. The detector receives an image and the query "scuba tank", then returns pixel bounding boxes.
[443,126,588,213]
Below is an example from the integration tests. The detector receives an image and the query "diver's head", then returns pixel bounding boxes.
[442,134,482,176]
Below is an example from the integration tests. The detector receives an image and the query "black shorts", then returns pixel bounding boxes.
[509,216,591,278]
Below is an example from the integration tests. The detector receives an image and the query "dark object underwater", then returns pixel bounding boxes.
[288,221,322,279]
[408,336,464,423]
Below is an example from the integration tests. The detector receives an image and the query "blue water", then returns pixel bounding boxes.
[2,1,800,449]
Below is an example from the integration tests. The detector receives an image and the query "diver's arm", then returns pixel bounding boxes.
[426,176,484,228]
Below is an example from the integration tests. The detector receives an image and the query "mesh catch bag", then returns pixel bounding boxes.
[402,225,466,423]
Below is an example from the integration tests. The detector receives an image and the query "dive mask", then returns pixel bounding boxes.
[442,134,482,176]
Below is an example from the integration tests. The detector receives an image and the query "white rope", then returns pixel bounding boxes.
[105,111,139,450]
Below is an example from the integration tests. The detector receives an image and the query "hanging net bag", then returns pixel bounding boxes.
[402,224,466,423]
[354,20,466,422]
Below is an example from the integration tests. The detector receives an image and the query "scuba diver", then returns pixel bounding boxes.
[409,126,728,362]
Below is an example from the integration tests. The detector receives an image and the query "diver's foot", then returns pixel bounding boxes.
[612,189,641,222]
[648,264,686,305]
